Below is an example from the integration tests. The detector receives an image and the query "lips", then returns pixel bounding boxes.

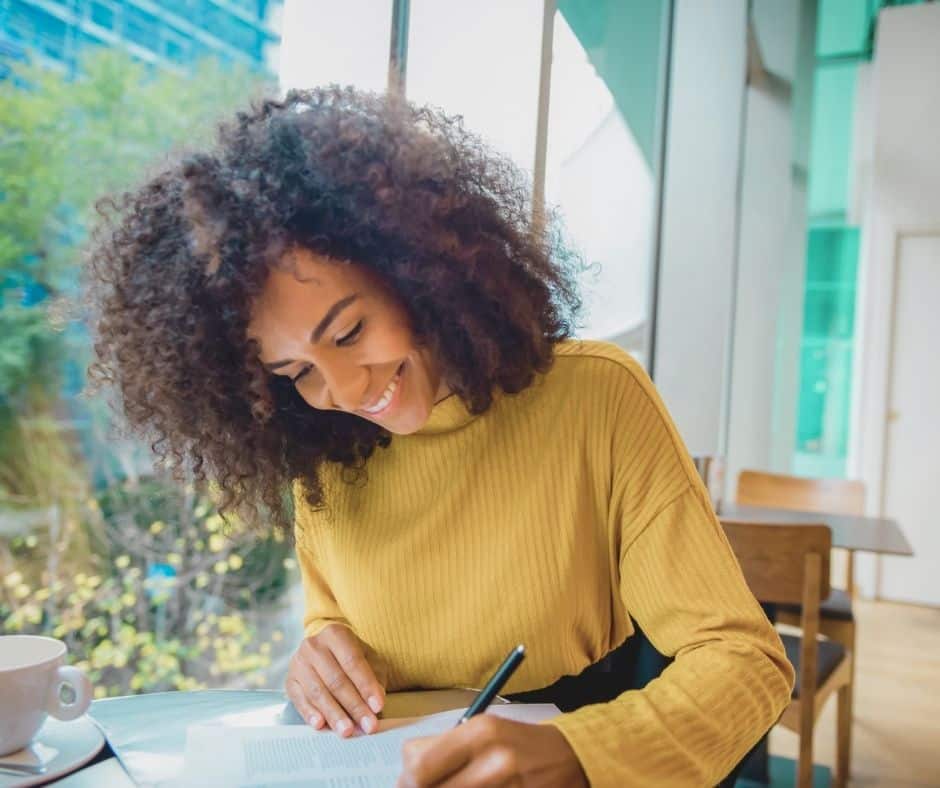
[359,362,405,417]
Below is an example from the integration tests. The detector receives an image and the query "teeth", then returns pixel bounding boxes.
[363,377,398,414]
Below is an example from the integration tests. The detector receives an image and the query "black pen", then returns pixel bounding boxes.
[456,644,526,726]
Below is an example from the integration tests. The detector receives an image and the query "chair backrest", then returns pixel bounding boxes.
[721,520,831,605]
[736,470,866,516]
[721,519,832,706]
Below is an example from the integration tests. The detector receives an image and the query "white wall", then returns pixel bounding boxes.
[653,0,747,456]
[724,0,815,497]
[854,3,940,597]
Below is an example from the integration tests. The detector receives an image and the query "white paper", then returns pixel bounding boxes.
[178,704,559,787]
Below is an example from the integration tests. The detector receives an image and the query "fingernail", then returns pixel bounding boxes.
[368,695,382,714]
[308,712,321,728]
[337,719,352,735]
[360,715,375,734]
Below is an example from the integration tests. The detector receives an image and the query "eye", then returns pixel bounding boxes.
[291,366,312,384]
[336,319,364,347]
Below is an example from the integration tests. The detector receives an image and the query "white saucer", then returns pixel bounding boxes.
[0,716,105,787]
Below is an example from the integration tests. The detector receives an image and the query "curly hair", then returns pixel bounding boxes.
[84,85,582,535]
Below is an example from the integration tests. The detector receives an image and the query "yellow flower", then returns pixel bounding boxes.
[149,520,165,535]
[4,571,23,588]
[213,561,228,575]
[195,573,210,589]
[121,593,137,608]
[115,555,131,569]
[282,557,296,570]
[167,553,182,567]
[13,583,31,600]
[227,554,243,570]
[94,686,108,699]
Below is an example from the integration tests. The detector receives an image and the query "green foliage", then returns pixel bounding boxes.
[0,298,63,405]
[0,49,286,694]
[0,47,269,503]
[1,476,295,697]
[0,49,270,290]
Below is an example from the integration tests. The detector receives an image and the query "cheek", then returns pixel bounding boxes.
[373,319,416,358]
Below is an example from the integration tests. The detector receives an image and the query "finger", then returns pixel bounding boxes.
[311,646,379,734]
[401,716,507,786]
[398,725,478,787]
[436,746,520,788]
[286,676,325,729]
[294,658,355,737]
[329,631,386,715]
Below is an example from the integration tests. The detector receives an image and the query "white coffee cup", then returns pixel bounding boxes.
[0,635,92,757]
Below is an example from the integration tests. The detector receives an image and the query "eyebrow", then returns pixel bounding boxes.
[262,293,359,371]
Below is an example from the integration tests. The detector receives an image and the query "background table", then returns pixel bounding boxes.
[717,502,913,556]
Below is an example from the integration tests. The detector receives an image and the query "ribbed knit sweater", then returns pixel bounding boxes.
[294,339,794,786]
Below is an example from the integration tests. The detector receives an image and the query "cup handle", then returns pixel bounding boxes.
[46,665,93,721]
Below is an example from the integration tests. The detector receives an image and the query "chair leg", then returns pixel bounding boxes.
[798,714,814,788]
[823,620,856,785]
[835,681,852,787]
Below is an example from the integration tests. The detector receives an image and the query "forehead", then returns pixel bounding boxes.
[252,248,360,315]
[248,249,363,341]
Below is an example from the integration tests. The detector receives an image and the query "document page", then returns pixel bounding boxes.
[180,704,559,787]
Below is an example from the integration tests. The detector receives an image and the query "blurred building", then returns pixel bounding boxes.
[0,0,282,76]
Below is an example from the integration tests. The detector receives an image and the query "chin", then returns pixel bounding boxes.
[383,406,431,436]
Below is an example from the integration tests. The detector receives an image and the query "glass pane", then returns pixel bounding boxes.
[816,0,873,57]
[408,0,543,176]
[795,226,859,476]
[546,0,669,363]
[279,0,392,93]
[1,4,297,698]
[808,62,857,221]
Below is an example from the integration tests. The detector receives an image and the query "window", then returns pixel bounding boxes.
[1,1,291,700]
[90,1,115,30]
[546,1,669,362]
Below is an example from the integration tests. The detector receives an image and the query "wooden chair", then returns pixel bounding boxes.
[736,470,863,779]
[736,470,866,596]
[721,520,852,788]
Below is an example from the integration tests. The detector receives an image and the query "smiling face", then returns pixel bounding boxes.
[247,248,449,435]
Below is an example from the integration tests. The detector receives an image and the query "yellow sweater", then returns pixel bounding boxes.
[294,340,794,787]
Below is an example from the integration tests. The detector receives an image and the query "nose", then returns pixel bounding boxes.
[318,358,369,412]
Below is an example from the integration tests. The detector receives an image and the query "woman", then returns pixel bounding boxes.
[86,87,793,787]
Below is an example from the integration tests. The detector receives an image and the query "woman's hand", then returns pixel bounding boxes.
[285,623,386,737]
[396,716,588,787]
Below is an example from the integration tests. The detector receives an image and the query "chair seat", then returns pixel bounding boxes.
[781,633,846,698]
[778,587,854,621]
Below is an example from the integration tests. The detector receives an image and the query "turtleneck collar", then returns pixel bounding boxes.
[414,391,486,435]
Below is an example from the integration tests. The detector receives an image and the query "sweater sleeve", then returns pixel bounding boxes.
[293,483,351,640]
[550,485,794,786]
[547,356,794,786]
